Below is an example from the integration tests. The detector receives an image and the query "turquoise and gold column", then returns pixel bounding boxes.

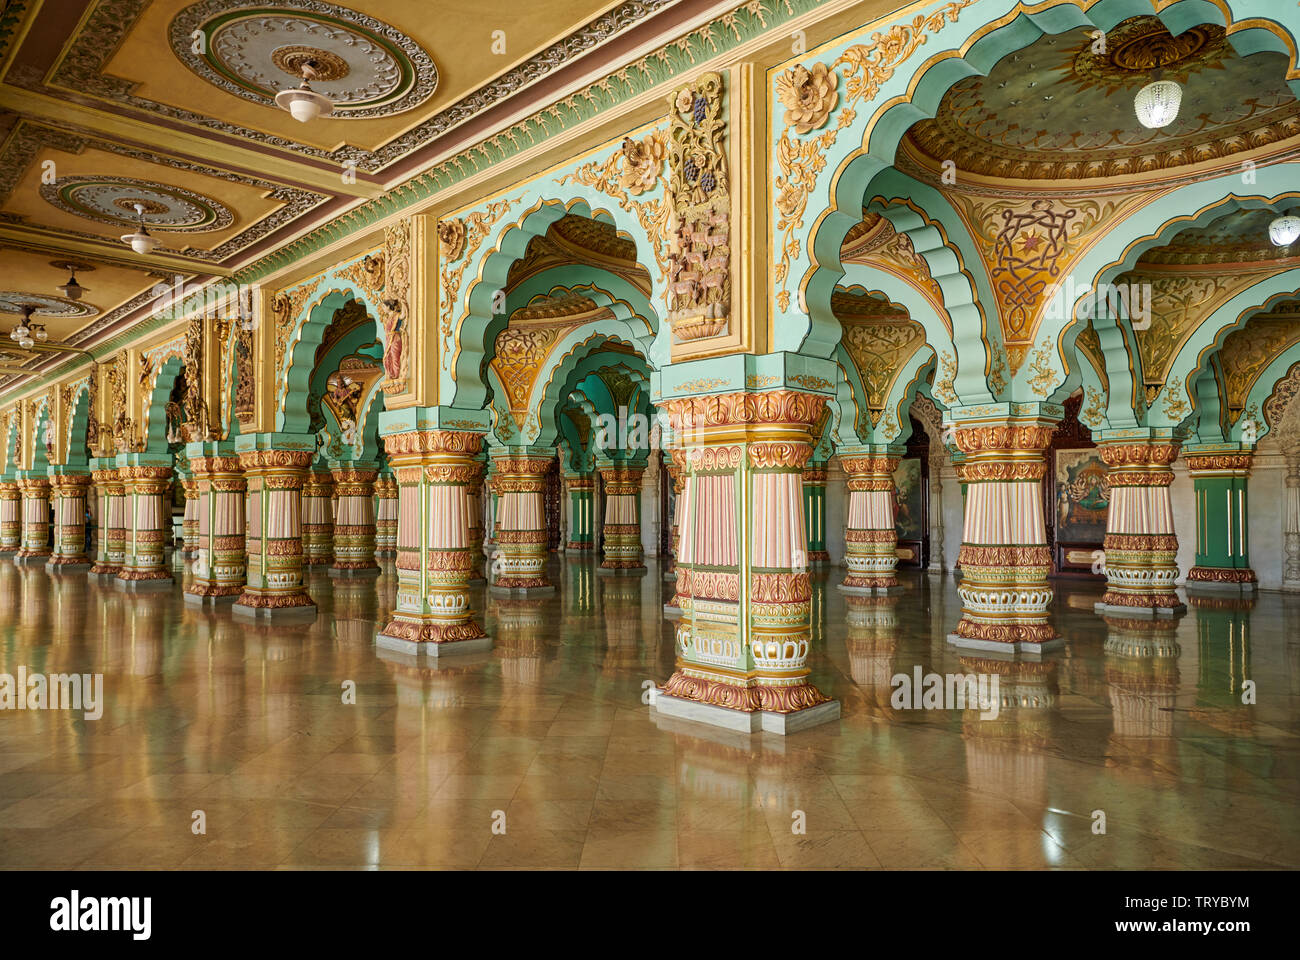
[465,459,486,582]
[0,479,20,553]
[329,461,380,575]
[180,477,199,555]
[233,440,315,619]
[838,448,902,594]
[1095,437,1185,617]
[89,461,123,577]
[46,468,91,570]
[375,471,399,556]
[489,451,555,595]
[565,472,595,551]
[947,414,1059,652]
[1186,449,1255,596]
[15,473,50,562]
[185,444,246,606]
[114,455,173,589]
[652,389,839,734]
[301,469,334,567]
[375,424,490,656]
[802,463,829,565]
[598,463,645,572]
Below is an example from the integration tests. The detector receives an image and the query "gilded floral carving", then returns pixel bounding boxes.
[776,62,838,134]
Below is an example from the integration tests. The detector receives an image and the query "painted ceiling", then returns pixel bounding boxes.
[1138,204,1300,265]
[902,16,1300,185]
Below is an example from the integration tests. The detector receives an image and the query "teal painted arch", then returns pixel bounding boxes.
[1190,359,1230,443]
[449,193,664,411]
[556,407,596,474]
[278,286,384,434]
[838,265,957,371]
[879,350,939,448]
[28,401,52,473]
[535,347,653,454]
[827,352,870,447]
[354,380,385,463]
[2,416,19,479]
[1152,270,1300,427]
[143,355,184,454]
[1069,336,1112,434]
[505,272,656,342]
[1240,348,1300,443]
[786,0,1300,393]
[63,379,93,467]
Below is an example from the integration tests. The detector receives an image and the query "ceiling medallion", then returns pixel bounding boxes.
[1070,17,1227,93]
[0,292,99,319]
[170,1,437,119]
[41,176,234,232]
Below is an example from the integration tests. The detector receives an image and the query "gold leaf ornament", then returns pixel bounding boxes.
[777,62,839,134]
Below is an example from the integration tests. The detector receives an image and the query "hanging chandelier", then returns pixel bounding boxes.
[275,60,333,123]
[55,263,87,300]
[1268,214,1300,247]
[7,305,43,350]
[1134,78,1182,129]
[119,202,159,255]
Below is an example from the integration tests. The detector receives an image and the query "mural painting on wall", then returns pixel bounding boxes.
[1054,449,1110,542]
[893,458,924,541]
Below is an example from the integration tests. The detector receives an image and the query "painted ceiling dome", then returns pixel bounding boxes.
[1139,204,1300,266]
[0,291,98,318]
[40,176,233,231]
[902,16,1300,185]
[170,0,437,119]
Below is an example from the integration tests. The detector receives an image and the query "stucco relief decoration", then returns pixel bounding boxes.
[234,322,255,429]
[181,317,208,441]
[380,219,410,394]
[437,219,466,261]
[85,370,99,451]
[272,277,326,377]
[108,352,131,454]
[491,326,563,428]
[440,198,520,366]
[666,72,731,341]
[777,62,838,135]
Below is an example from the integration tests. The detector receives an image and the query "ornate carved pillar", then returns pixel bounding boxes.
[301,469,334,567]
[1185,449,1256,595]
[1095,439,1185,617]
[1285,449,1300,593]
[651,390,839,734]
[662,456,682,578]
[465,460,486,583]
[565,472,595,552]
[947,416,1059,653]
[181,478,200,555]
[0,480,20,553]
[15,474,50,562]
[598,463,645,573]
[114,456,174,589]
[330,462,380,575]
[233,445,315,619]
[375,428,490,656]
[185,445,246,606]
[838,449,902,594]
[46,469,92,570]
[489,452,555,596]
[89,461,123,577]
[375,471,399,556]
[802,463,830,565]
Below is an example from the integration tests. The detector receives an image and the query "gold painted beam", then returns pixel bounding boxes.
[0,87,383,200]
[0,226,236,279]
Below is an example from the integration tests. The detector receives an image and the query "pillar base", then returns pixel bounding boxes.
[46,560,92,573]
[1094,601,1187,618]
[375,630,493,658]
[1185,569,1257,596]
[648,685,840,735]
[184,585,243,607]
[1184,580,1256,596]
[836,582,904,596]
[597,565,646,577]
[232,594,317,621]
[807,551,832,565]
[14,553,50,564]
[328,565,382,578]
[945,632,1065,659]
[115,575,175,592]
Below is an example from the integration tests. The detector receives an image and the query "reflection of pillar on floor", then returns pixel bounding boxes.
[185,446,246,606]
[1095,439,1185,617]
[375,428,491,655]
[301,469,334,567]
[330,462,379,576]
[565,473,594,551]
[46,469,92,570]
[181,478,199,555]
[89,461,123,576]
[1185,449,1256,596]
[1103,616,1181,768]
[1284,448,1300,593]
[15,474,50,562]
[375,472,398,556]
[803,463,830,565]
[0,480,19,553]
[838,450,901,594]
[844,594,898,714]
[233,446,315,619]
[947,417,1060,653]
[598,463,645,572]
[115,457,174,589]
[489,453,555,596]
[651,390,840,734]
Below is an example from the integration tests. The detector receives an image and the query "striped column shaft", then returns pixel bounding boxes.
[663,462,688,612]
[1098,441,1182,613]
[565,474,595,551]
[375,476,399,555]
[301,470,334,566]
[951,420,1058,646]
[491,455,554,592]
[802,465,829,564]
[181,479,200,554]
[840,455,899,592]
[116,465,173,583]
[234,449,314,615]
[376,429,489,648]
[599,465,645,570]
[186,453,246,602]
[89,467,124,574]
[330,466,378,573]
[17,477,51,559]
[464,462,485,580]
[0,481,20,552]
[48,472,92,566]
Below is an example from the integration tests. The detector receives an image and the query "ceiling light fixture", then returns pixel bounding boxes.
[1134,78,1182,129]
[1268,214,1300,247]
[119,203,159,255]
[56,263,87,300]
[275,60,333,123]
[8,305,36,350]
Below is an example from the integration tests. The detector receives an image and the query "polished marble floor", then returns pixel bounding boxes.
[0,553,1297,870]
